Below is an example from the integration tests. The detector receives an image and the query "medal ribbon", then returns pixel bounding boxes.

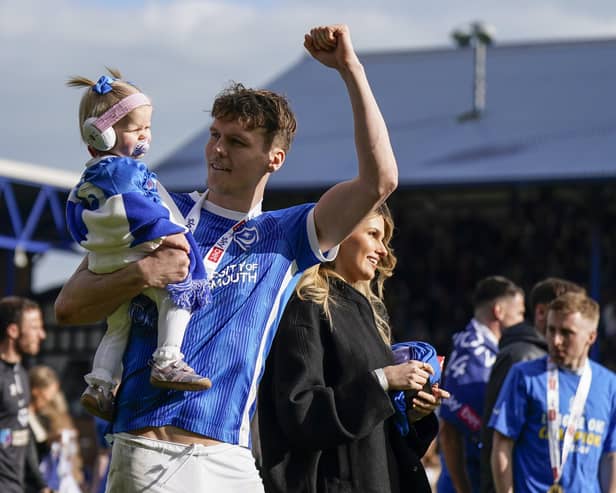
[546,357,591,485]
[184,190,260,280]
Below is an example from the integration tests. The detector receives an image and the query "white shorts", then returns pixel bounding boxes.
[106,433,264,493]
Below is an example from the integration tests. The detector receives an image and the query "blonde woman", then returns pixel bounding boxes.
[29,365,84,493]
[258,203,449,493]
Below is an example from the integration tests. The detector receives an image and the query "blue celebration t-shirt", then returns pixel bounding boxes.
[489,356,616,492]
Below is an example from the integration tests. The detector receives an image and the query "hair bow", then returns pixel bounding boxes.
[92,75,116,95]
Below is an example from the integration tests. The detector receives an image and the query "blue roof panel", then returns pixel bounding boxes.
[155,38,616,191]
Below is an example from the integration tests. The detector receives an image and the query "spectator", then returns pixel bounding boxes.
[29,365,84,493]
[26,365,60,493]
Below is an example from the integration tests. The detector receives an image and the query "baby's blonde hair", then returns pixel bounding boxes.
[67,67,143,144]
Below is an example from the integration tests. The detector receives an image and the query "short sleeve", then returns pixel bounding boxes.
[271,204,339,271]
[601,374,616,453]
[488,364,528,440]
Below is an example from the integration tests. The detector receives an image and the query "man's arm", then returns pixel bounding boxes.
[439,419,473,493]
[306,24,398,252]
[54,247,189,325]
[600,451,616,493]
[491,431,514,493]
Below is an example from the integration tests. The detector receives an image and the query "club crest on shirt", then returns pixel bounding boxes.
[186,217,196,232]
[233,225,258,251]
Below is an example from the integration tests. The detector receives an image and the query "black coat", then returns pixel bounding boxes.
[258,279,437,493]
[479,321,547,493]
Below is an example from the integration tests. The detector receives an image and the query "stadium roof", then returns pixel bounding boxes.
[0,158,80,189]
[155,37,616,191]
[0,158,79,255]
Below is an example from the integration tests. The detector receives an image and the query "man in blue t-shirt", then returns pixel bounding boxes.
[55,24,398,493]
[489,293,616,492]
[479,277,585,493]
[438,276,525,493]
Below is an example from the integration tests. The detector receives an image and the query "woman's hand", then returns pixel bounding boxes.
[383,360,434,391]
[407,384,451,423]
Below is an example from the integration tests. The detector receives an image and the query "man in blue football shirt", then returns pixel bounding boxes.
[438,276,525,493]
[55,24,398,492]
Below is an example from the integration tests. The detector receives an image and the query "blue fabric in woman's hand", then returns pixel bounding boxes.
[391,341,441,384]
[390,341,441,436]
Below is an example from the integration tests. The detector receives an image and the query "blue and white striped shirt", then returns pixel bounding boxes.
[112,192,336,447]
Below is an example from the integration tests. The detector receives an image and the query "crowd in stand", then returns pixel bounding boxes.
[384,186,615,371]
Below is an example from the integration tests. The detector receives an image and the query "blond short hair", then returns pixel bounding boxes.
[548,292,599,327]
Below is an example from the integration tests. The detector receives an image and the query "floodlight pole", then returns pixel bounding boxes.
[473,37,487,115]
[453,21,494,121]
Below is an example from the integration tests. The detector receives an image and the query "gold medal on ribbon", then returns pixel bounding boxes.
[547,483,564,493]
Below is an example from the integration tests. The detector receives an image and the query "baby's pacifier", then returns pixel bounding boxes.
[132,140,150,158]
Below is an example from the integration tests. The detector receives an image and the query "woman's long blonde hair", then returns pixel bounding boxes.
[30,365,85,486]
[295,203,397,344]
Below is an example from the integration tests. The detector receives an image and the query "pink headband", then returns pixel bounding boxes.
[92,93,151,132]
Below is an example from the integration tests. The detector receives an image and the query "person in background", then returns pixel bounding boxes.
[26,365,60,493]
[88,417,111,493]
[0,296,48,493]
[259,204,449,493]
[438,276,525,493]
[422,440,442,491]
[33,371,84,493]
[490,292,616,492]
[479,277,585,493]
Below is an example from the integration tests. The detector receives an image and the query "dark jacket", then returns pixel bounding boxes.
[24,426,49,493]
[479,321,547,493]
[258,279,437,493]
